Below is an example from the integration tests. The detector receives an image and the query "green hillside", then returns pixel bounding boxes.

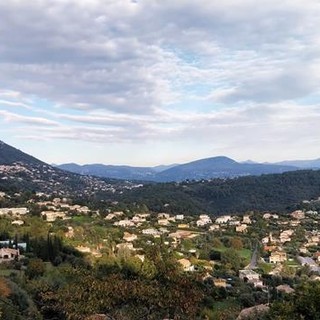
[116,170,320,214]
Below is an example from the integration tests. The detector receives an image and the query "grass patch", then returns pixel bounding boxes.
[71,216,94,224]
[238,248,252,260]
[258,262,274,274]
[213,246,252,262]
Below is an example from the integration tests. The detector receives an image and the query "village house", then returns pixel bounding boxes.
[291,210,305,220]
[306,234,320,247]
[111,211,124,217]
[0,207,28,216]
[306,210,318,215]
[196,219,210,227]
[215,215,232,224]
[135,213,150,219]
[159,227,169,234]
[242,215,252,224]
[11,220,24,226]
[280,230,294,243]
[169,230,196,239]
[262,232,278,245]
[263,213,279,220]
[178,223,190,229]
[114,219,135,227]
[239,269,263,287]
[196,214,212,226]
[105,213,116,220]
[158,219,170,226]
[236,224,248,233]
[209,224,220,231]
[213,278,227,288]
[290,220,301,227]
[0,248,19,261]
[141,228,161,236]
[132,216,147,223]
[299,246,309,254]
[229,220,241,226]
[178,258,194,272]
[123,232,138,242]
[175,214,184,220]
[41,211,66,222]
[158,213,170,219]
[314,252,320,262]
[269,250,287,264]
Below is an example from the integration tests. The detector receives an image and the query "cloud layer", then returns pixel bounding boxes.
[0,0,320,164]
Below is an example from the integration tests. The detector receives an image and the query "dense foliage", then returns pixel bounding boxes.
[117,170,320,214]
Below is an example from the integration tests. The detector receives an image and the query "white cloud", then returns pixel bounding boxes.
[0,110,59,126]
[0,0,320,163]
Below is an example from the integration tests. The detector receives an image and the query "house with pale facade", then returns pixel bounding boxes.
[0,248,19,261]
[41,211,66,222]
[280,230,294,243]
[269,251,287,264]
[123,232,137,242]
[291,210,305,220]
[215,215,232,224]
[236,224,248,233]
[239,269,263,287]
[0,207,28,216]
[213,278,227,288]
[178,258,194,272]
[242,215,252,224]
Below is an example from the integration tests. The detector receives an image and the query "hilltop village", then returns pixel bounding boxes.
[1,190,320,319]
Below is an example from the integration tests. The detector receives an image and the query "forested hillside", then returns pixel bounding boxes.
[116,170,320,214]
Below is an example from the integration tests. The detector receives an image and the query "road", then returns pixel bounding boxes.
[246,245,258,269]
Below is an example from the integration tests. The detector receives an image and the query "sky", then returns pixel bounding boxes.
[1,0,320,166]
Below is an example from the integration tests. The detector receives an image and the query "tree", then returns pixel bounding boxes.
[221,248,242,271]
[230,237,243,250]
[26,258,46,279]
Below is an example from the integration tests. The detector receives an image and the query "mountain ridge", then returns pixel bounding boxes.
[2,140,320,215]
[57,156,300,182]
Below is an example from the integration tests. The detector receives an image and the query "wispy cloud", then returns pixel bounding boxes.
[0,110,59,127]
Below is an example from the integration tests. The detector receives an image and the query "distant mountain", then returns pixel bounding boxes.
[57,163,157,180]
[274,159,320,169]
[2,140,320,215]
[0,140,135,196]
[154,156,299,182]
[57,156,299,182]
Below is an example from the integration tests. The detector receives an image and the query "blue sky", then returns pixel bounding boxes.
[1,0,320,166]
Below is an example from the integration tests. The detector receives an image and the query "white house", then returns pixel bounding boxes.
[215,215,232,224]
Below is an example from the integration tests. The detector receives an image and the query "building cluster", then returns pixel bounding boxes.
[3,190,320,294]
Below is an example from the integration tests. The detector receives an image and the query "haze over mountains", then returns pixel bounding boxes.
[1,138,319,184]
[2,139,320,214]
[57,156,320,182]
